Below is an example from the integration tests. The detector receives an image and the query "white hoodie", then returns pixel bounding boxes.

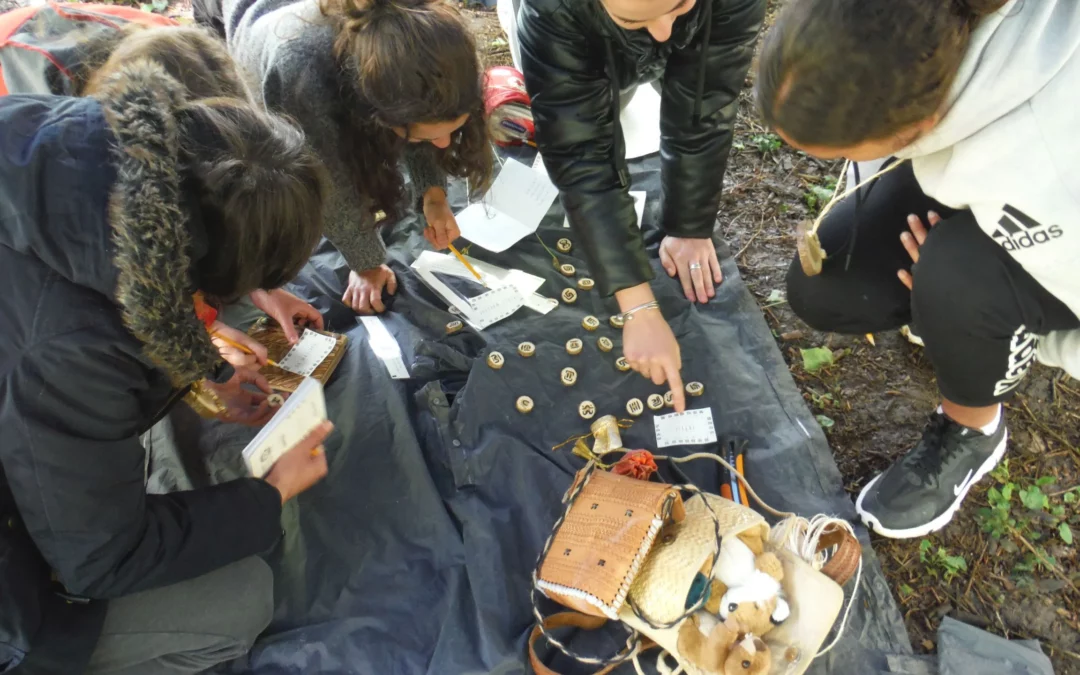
[884,0,1080,380]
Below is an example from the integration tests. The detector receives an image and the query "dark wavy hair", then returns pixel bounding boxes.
[179,99,329,301]
[319,0,494,222]
[756,0,1012,148]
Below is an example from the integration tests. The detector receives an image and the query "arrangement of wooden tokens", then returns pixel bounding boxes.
[469,235,709,424]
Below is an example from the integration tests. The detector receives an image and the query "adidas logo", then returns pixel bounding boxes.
[992,205,1063,251]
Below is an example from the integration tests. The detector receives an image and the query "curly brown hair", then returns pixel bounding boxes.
[319,0,494,222]
[79,25,250,100]
[756,0,1011,148]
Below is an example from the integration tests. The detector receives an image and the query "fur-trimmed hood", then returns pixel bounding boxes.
[0,60,223,386]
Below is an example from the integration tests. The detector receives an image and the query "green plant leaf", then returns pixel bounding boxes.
[1065,491,1077,504]
[800,347,834,372]
[151,0,168,11]
[919,539,932,563]
[1019,486,1048,511]
[1051,505,1065,518]
[899,584,914,597]
[1036,476,1056,487]
[1060,523,1073,545]
[1001,483,1014,501]
[766,289,784,304]
[815,414,835,430]
[943,554,968,572]
[809,185,834,203]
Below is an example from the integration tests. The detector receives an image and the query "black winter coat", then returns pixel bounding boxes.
[517,0,766,295]
[0,62,283,673]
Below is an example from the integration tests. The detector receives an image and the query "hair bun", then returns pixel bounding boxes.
[342,0,437,32]
[952,0,1009,19]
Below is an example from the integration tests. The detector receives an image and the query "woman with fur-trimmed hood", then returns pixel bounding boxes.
[0,60,331,673]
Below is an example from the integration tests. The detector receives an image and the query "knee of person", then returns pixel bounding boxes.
[226,557,275,649]
[785,255,832,331]
[910,230,976,323]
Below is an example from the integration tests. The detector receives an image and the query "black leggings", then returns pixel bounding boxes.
[786,161,1079,407]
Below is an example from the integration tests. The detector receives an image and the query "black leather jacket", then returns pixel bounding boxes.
[518,0,766,296]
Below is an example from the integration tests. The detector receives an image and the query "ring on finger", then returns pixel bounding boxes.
[689,262,702,272]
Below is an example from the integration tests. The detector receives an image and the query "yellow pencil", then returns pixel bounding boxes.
[212,332,280,368]
[448,243,486,286]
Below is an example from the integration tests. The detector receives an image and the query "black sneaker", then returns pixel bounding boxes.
[855,411,1007,539]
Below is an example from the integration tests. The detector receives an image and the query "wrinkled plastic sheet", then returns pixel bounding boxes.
[151,150,914,674]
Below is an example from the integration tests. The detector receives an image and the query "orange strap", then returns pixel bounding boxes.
[528,611,656,675]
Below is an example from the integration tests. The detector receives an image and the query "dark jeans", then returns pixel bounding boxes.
[786,161,1079,407]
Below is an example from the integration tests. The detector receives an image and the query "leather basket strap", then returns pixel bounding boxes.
[528,612,655,675]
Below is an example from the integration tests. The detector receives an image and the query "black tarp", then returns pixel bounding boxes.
[149,150,915,674]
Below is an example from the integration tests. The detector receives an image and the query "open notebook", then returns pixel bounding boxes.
[242,376,327,478]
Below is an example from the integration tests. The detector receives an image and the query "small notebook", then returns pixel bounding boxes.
[247,319,348,392]
[242,377,327,478]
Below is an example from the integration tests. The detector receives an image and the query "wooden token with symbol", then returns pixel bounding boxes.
[556,238,572,253]
[626,398,644,417]
[560,367,578,386]
[685,381,705,396]
[609,315,625,329]
[518,342,536,358]
[561,288,578,304]
[578,401,597,419]
[268,394,285,408]
[487,351,505,369]
[559,263,576,277]
[597,336,613,352]
[445,320,464,335]
[647,394,665,411]
[582,316,600,331]
[516,396,535,414]
[615,356,631,372]
[566,338,583,355]
[663,390,675,407]
[577,278,595,291]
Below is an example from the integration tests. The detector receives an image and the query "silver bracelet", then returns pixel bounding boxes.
[617,300,660,323]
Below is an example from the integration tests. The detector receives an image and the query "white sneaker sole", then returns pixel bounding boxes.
[855,429,1008,539]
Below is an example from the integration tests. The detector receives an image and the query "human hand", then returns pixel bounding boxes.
[897,211,941,290]
[210,320,268,370]
[422,187,460,250]
[343,265,398,314]
[659,236,723,304]
[203,367,274,427]
[249,288,324,344]
[263,420,333,504]
[615,287,685,412]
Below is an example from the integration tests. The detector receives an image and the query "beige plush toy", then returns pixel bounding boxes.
[676,612,771,674]
[704,537,790,637]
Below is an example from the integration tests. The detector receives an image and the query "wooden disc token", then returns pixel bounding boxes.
[268,393,285,408]
[597,336,613,352]
[566,338,583,355]
[626,398,644,417]
[561,288,578,304]
[582,316,600,331]
[560,367,578,386]
[577,278,595,291]
[609,315,625,329]
[663,391,675,407]
[578,401,597,419]
[516,396,535,414]
[556,238,572,253]
[487,351,505,369]
[446,320,464,335]
[686,381,705,396]
[615,356,631,372]
[559,263,576,277]
[518,342,536,357]
[647,394,665,411]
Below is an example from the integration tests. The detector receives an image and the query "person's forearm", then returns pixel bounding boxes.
[615,283,657,312]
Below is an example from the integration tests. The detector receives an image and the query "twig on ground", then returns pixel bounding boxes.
[735,210,768,259]
[1010,527,1079,592]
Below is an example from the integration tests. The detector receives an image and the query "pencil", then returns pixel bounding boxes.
[735,451,750,507]
[211,332,280,368]
[448,243,485,285]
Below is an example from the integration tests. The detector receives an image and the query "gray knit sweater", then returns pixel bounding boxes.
[223,0,445,272]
